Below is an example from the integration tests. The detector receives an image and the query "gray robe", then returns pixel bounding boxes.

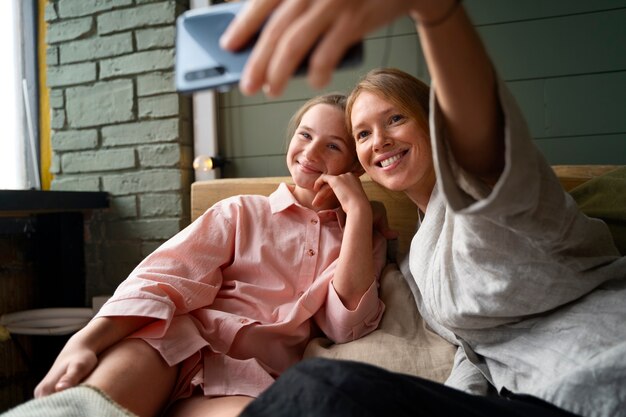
[407,78,626,417]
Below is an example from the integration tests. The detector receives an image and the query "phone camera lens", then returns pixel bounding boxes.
[185,66,226,81]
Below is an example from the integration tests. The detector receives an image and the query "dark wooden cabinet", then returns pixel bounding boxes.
[0,190,108,411]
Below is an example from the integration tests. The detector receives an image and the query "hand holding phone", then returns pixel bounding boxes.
[175,2,363,94]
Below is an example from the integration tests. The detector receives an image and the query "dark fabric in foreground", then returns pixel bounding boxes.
[240,358,580,417]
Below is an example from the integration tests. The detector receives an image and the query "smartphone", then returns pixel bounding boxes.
[175,1,364,94]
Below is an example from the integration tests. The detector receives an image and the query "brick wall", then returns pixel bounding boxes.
[44,0,192,299]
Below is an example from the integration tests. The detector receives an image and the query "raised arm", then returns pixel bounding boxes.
[222,0,505,181]
[412,1,504,182]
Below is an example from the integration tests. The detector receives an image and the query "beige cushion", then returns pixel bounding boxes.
[568,166,626,255]
[304,263,456,383]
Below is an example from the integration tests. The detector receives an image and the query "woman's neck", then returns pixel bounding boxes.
[404,169,436,213]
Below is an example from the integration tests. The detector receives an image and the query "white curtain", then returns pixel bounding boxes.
[0,0,27,190]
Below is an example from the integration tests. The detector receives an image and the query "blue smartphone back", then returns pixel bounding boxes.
[176,2,250,93]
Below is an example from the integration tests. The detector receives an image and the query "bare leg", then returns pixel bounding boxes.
[166,395,254,417]
[83,338,179,417]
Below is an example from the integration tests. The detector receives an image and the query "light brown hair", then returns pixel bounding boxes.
[346,68,430,138]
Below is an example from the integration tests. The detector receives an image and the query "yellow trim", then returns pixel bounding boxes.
[38,0,52,190]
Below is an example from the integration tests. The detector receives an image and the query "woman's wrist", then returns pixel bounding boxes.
[346,203,373,227]
[64,328,99,357]
[409,0,462,28]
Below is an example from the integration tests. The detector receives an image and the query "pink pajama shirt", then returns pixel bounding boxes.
[96,183,386,399]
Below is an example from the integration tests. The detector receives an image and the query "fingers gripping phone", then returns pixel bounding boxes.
[175,1,363,94]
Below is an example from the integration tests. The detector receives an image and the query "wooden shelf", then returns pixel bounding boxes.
[0,190,109,214]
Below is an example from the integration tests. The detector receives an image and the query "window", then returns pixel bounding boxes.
[0,0,39,190]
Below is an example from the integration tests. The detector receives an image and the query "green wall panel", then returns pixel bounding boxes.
[481,10,626,80]
[535,134,626,164]
[465,1,626,24]
[218,100,303,158]
[509,71,626,138]
[222,155,289,178]
[543,72,626,138]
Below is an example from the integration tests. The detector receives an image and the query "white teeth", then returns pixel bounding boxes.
[380,153,402,168]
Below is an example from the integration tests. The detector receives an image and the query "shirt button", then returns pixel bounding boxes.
[310,219,318,224]
[307,249,316,256]
[239,318,248,324]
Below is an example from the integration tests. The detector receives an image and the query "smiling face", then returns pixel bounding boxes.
[346,68,435,208]
[350,90,435,205]
[286,103,359,194]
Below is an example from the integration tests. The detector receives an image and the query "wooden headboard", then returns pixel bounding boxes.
[551,165,620,192]
[191,165,620,261]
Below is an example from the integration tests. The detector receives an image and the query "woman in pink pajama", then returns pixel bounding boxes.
[34,93,389,417]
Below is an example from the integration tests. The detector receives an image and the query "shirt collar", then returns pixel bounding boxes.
[269,182,298,213]
[269,183,346,230]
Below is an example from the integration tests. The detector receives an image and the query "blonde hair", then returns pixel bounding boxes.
[346,68,430,137]
[285,93,351,150]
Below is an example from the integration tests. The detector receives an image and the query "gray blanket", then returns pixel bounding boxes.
[1,386,135,417]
